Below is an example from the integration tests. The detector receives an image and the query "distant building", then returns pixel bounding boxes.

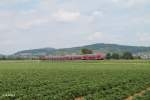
[135,53,150,59]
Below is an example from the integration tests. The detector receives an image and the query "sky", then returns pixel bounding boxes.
[0,0,150,54]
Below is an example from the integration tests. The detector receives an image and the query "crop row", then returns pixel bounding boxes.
[0,60,150,100]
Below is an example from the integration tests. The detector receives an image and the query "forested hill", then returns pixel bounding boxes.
[14,48,56,56]
[14,43,150,56]
[0,54,4,56]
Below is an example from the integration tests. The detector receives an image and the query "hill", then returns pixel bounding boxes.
[0,54,4,57]
[13,43,150,56]
[14,48,56,57]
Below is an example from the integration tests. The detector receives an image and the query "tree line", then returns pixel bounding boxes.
[106,52,135,60]
[0,49,140,60]
[0,56,32,60]
[81,48,140,60]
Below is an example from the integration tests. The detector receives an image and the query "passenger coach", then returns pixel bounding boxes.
[40,53,105,60]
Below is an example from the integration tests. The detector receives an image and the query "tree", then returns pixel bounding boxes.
[0,56,6,60]
[122,52,133,59]
[106,53,111,59]
[111,53,120,59]
[81,48,93,54]
[134,56,141,59]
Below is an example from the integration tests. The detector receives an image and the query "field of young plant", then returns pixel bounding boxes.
[0,60,150,100]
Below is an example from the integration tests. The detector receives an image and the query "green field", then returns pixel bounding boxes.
[0,60,150,100]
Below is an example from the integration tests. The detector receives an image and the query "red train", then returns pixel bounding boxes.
[40,54,105,60]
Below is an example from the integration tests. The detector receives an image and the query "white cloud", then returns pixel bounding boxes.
[0,0,31,5]
[112,0,149,7]
[92,11,104,17]
[136,33,150,43]
[15,16,51,30]
[112,0,148,4]
[87,32,150,46]
[52,9,81,22]
[0,10,14,17]
[87,32,104,41]
[2,9,52,30]
[87,32,120,44]
[87,10,104,22]
[14,9,82,30]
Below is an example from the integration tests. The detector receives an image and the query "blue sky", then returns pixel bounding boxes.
[0,0,150,54]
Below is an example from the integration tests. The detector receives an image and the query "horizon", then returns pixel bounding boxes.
[1,42,150,55]
[0,0,150,54]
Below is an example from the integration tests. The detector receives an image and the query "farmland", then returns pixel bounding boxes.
[0,60,150,100]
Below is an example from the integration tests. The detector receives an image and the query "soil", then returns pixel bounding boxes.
[125,87,150,100]
[74,96,84,100]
